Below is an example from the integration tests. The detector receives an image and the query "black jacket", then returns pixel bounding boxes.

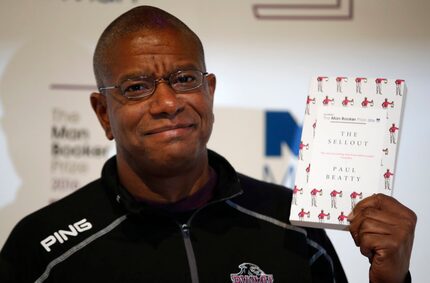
[0,150,347,282]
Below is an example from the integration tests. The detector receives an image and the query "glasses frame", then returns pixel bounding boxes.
[98,70,209,100]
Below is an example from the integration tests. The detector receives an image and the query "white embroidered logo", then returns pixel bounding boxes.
[230,263,274,283]
[40,218,93,252]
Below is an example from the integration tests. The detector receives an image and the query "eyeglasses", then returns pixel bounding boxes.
[98,70,209,100]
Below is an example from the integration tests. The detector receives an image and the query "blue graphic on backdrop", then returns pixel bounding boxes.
[264,111,302,188]
[265,111,302,157]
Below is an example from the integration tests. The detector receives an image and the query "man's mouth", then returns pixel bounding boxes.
[144,123,195,136]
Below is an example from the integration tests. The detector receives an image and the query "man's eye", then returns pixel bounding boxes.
[176,75,196,84]
[123,81,152,96]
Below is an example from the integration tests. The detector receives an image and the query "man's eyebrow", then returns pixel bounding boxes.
[173,63,201,71]
[117,71,151,83]
[116,64,203,83]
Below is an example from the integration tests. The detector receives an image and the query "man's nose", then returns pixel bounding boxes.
[148,80,184,117]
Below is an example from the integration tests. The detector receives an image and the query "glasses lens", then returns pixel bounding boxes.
[170,70,203,92]
[120,77,154,99]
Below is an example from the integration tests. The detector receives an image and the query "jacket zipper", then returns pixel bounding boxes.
[181,223,199,283]
[178,190,243,283]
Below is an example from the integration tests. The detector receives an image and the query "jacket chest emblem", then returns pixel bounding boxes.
[230,263,274,283]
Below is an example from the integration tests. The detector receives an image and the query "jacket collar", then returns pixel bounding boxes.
[101,149,243,216]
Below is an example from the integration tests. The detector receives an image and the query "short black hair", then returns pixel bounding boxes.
[93,5,205,88]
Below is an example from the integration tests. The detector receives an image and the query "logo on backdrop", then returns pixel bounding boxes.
[253,0,353,21]
[230,263,274,283]
[61,0,138,3]
[264,111,302,187]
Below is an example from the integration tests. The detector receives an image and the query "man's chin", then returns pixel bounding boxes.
[145,142,206,164]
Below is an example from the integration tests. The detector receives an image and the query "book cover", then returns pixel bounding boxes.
[289,76,406,230]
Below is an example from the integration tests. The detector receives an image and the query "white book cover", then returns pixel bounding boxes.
[289,76,406,230]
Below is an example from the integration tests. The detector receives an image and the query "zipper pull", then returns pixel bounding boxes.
[181,224,190,235]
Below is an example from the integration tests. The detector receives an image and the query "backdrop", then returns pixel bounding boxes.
[1,1,429,282]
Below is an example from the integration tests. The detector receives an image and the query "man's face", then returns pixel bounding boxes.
[92,29,216,175]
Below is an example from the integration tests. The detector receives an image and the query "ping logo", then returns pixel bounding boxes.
[40,218,92,252]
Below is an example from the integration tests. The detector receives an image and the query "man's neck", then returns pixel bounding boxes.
[116,152,211,204]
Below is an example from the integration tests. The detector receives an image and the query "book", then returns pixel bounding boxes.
[289,76,406,230]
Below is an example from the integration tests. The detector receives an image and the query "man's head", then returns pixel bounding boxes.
[90,6,216,177]
[93,6,206,89]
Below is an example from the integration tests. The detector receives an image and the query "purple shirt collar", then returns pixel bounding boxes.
[137,167,218,213]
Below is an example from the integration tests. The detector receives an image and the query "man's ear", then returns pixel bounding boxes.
[90,92,114,140]
[207,74,216,98]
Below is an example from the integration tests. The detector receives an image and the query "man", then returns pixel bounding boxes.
[0,6,416,283]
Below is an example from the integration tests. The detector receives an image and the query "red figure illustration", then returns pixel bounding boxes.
[338,212,348,224]
[312,120,317,138]
[310,188,322,207]
[381,148,389,166]
[298,208,310,221]
[330,190,343,209]
[298,141,309,161]
[355,77,367,93]
[375,78,388,94]
[322,96,334,105]
[381,98,394,109]
[350,191,363,209]
[336,76,348,92]
[384,169,394,190]
[342,96,354,106]
[318,210,330,222]
[361,97,374,107]
[292,185,303,205]
[395,79,405,96]
[389,123,399,144]
[305,95,316,115]
[305,164,311,183]
[317,76,328,92]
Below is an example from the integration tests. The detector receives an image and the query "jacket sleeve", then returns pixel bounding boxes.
[305,227,349,283]
[0,227,26,282]
[0,219,44,283]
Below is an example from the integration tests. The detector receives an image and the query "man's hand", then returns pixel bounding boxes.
[348,194,416,283]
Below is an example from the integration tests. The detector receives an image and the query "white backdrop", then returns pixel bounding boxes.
[1,1,429,282]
